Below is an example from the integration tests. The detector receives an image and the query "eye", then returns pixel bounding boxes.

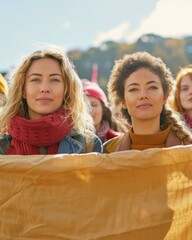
[180,87,188,91]
[30,78,40,82]
[91,103,98,107]
[149,85,158,90]
[128,88,138,92]
[51,78,61,82]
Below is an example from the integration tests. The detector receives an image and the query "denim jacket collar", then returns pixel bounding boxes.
[57,129,86,154]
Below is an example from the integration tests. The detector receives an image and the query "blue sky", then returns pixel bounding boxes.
[0,0,192,71]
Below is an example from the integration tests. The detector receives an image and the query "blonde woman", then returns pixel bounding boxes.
[0,47,102,154]
[104,52,192,153]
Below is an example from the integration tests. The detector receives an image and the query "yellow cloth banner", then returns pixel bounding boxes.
[0,146,192,239]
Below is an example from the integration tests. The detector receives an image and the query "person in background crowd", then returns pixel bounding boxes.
[103,52,192,153]
[0,73,8,110]
[83,80,127,143]
[0,47,102,154]
[172,65,192,130]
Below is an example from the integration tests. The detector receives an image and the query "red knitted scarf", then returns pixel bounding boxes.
[7,108,73,155]
[184,113,192,129]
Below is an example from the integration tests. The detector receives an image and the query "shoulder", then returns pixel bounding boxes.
[103,130,131,153]
[0,134,12,154]
[65,129,103,153]
[103,135,123,153]
[106,129,122,141]
[90,134,103,153]
[167,128,192,146]
[166,129,183,147]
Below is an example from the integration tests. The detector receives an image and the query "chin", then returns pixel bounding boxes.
[38,107,59,114]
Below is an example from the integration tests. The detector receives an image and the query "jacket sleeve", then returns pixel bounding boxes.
[0,134,12,155]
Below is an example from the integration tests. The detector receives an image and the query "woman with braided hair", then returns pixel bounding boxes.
[0,47,102,154]
[103,51,192,153]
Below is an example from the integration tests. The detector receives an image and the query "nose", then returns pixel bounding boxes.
[40,83,50,93]
[139,90,149,100]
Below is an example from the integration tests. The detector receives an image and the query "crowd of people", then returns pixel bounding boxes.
[1,47,192,155]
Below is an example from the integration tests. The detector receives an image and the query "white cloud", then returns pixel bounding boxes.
[93,0,192,46]
[93,22,129,46]
[127,0,192,42]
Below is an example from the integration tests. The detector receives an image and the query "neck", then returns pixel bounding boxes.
[185,110,192,120]
[132,118,161,135]
[95,123,101,131]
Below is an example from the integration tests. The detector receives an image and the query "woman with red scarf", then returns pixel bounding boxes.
[173,65,192,130]
[0,48,102,155]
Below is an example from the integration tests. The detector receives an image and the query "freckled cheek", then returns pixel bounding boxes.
[25,84,38,94]
[54,88,64,98]
[180,92,185,100]
[153,92,164,100]
[180,94,186,105]
[124,96,135,108]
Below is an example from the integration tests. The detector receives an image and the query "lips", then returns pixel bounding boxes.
[36,97,53,102]
[137,103,152,108]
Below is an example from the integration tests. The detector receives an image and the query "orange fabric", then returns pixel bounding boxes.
[0,146,192,239]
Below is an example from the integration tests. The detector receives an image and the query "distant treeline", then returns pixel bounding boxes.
[68,33,192,92]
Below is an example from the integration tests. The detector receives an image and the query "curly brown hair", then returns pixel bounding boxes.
[108,51,192,143]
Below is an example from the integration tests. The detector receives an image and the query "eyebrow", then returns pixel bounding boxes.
[127,80,160,88]
[27,73,63,78]
[50,73,63,77]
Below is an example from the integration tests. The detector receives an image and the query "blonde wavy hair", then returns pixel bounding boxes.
[108,51,192,143]
[0,47,95,140]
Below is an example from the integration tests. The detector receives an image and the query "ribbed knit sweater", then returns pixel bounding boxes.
[129,127,170,150]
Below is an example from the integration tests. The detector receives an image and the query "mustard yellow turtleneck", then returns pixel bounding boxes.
[129,126,171,150]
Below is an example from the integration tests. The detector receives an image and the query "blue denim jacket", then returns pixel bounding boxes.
[58,129,102,153]
[0,129,103,154]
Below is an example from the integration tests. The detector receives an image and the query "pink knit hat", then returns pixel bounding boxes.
[83,81,108,106]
